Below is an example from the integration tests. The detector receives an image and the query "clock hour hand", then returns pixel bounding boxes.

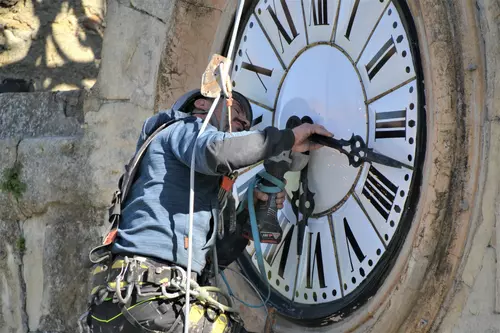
[310,134,412,169]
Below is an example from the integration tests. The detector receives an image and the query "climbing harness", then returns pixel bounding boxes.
[83,255,242,333]
[95,256,237,312]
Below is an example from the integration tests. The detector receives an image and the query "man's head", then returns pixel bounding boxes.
[172,90,252,132]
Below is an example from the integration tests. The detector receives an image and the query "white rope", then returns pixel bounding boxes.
[185,94,220,333]
[184,1,246,332]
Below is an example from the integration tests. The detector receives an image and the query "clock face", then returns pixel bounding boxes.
[230,0,425,322]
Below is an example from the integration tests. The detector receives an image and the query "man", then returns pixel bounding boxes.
[87,90,332,332]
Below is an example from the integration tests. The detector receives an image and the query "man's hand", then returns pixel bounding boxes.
[254,188,286,209]
[291,123,333,153]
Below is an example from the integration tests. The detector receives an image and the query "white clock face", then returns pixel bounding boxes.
[231,0,424,321]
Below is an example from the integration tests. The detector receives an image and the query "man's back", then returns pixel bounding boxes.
[112,109,220,274]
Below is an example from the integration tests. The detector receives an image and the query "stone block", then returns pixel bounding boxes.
[0,91,84,139]
[20,205,104,332]
[16,137,92,216]
[83,101,152,206]
[97,0,168,109]
[0,138,20,222]
[0,220,26,333]
[156,0,223,110]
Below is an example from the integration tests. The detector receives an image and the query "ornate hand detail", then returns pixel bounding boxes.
[310,134,413,169]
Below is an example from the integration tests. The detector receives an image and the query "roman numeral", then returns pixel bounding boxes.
[310,0,328,26]
[345,0,360,40]
[264,224,294,278]
[306,232,326,289]
[375,109,407,139]
[365,37,397,80]
[344,218,366,272]
[242,50,273,92]
[267,0,299,51]
[362,165,398,220]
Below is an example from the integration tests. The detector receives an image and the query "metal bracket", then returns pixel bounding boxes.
[200,54,232,98]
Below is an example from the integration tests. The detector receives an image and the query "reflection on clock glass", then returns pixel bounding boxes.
[230,0,425,324]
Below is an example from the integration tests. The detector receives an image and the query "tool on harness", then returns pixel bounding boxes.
[217,172,239,239]
[84,255,242,333]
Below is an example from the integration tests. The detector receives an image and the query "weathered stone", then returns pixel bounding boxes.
[181,0,227,11]
[129,0,176,23]
[83,101,152,206]
[155,0,222,110]
[21,217,45,331]
[0,138,20,222]
[0,91,84,139]
[0,220,26,333]
[16,137,92,216]
[97,0,167,109]
[452,249,500,333]
[20,205,103,332]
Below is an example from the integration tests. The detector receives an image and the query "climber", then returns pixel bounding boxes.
[85,89,332,333]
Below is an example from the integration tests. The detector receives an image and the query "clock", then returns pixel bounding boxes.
[228,0,425,323]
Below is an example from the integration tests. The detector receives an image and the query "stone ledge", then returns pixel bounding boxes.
[0,91,84,139]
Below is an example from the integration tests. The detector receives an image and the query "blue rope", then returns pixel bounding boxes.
[223,170,286,309]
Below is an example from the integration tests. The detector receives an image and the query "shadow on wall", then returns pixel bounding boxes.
[0,0,105,92]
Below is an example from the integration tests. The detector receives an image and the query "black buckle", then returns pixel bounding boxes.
[108,190,122,222]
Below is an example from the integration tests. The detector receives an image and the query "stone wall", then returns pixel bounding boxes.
[0,90,102,333]
[0,0,225,332]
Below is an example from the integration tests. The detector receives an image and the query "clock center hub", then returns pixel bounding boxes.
[275,44,367,215]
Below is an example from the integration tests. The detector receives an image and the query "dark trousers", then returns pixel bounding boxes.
[88,294,249,333]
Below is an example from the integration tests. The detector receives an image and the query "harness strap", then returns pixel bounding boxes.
[88,119,182,265]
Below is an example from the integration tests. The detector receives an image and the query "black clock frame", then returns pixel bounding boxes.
[222,0,427,325]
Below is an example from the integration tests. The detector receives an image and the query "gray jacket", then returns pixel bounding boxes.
[112,109,295,273]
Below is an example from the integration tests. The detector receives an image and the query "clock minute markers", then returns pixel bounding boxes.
[242,50,273,93]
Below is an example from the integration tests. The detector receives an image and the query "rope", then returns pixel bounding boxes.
[216,170,286,312]
[112,257,238,314]
[185,1,247,331]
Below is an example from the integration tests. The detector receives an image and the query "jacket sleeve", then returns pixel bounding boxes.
[166,118,295,176]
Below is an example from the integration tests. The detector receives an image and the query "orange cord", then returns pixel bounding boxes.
[226,96,233,133]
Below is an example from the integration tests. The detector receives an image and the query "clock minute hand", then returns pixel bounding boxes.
[310,134,412,169]
[291,161,315,302]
